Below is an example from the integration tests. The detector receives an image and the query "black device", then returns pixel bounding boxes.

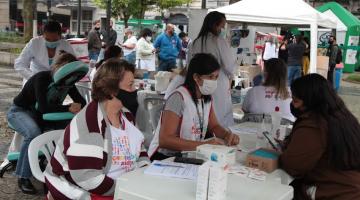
[262,131,279,151]
[174,157,204,165]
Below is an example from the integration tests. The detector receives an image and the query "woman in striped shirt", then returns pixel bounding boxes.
[44,59,149,200]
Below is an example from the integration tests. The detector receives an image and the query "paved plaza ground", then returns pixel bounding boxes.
[0,64,359,199]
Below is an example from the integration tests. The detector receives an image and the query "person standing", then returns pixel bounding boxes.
[326,35,339,86]
[136,28,156,71]
[178,32,191,68]
[102,20,117,47]
[14,21,75,84]
[87,20,102,61]
[262,36,278,64]
[287,35,305,85]
[154,24,182,71]
[302,37,310,75]
[187,11,236,127]
[278,38,288,64]
[122,28,137,65]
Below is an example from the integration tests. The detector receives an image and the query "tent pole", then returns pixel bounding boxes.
[310,23,318,73]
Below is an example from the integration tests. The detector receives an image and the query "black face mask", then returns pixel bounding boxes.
[116,89,138,116]
[290,103,303,118]
[95,27,100,31]
[328,40,333,45]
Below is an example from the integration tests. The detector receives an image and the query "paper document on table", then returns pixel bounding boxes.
[144,160,199,180]
[229,126,258,134]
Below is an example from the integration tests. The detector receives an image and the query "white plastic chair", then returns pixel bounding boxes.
[28,130,63,183]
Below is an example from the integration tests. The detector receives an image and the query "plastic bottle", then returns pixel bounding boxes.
[256,113,267,148]
[271,106,281,139]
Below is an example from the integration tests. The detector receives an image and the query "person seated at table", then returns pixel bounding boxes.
[242,58,295,122]
[6,52,86,195]
[148,53,240,160]
[44,59,149,200]
[280,74,360,200]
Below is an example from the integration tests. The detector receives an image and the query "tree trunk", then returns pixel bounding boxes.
[23,0,34,42]
[124,14,130,28]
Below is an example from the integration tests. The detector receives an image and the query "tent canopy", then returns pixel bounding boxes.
[211,0,336,28]
[317,2,360,29]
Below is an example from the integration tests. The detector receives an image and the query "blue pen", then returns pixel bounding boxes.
[153,163,184,168]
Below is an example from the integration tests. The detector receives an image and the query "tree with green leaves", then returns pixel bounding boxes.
[93,0,191,28]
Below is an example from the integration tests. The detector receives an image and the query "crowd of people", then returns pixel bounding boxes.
[5,13,360,200]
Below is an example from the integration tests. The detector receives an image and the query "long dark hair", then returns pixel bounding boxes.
[183,53,220,103]
[291,74,360,170]
[193,11,226,50]
[263,58,289,100]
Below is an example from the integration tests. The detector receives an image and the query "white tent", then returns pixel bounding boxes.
[212,0,337,73]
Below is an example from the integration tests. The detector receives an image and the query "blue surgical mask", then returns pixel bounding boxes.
[45,40,60,49]
[219,28,226,38]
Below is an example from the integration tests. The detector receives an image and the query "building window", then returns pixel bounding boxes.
[71,9,93,34]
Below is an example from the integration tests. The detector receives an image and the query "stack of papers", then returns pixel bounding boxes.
[228,164,267,181]
[144,160,199,180]
[229,126,258,134]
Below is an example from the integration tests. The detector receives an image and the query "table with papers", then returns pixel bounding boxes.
[114,121,294,200]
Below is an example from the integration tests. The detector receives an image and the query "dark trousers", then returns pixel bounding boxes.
[327,64,336,86]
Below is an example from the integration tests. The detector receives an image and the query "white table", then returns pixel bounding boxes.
[114,121,294,200]
[114,167,293,200]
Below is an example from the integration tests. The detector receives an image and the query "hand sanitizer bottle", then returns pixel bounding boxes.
[271,106,281,139]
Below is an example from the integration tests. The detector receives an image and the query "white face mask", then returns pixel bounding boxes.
[198,79,218,95]
[146,36,152,42]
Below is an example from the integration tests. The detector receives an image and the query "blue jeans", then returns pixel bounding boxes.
[89,50,100,61]
[158,59,176,72]
[124,52,136,65]
[287,65,301,86]
[7,104,42,178]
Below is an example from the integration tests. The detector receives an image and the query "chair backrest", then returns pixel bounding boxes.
[28,130,63,183]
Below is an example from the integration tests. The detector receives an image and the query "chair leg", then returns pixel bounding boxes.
[0,162,15,178]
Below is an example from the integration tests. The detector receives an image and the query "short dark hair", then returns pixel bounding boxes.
[92,59,135,102]
[140,28,152,38]
[330,35,336,41]
[43,21,62,35]
[291,74,360,170]
[178,32,187,39]
[183,53,220,103]
[95,46,123,69]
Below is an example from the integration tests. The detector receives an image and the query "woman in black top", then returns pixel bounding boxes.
[6,52,86,195]
[278,38,288,64]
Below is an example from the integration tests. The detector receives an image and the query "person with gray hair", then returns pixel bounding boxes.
[122,28,137,64]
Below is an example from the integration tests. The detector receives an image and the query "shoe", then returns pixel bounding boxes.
[18,178,38,195]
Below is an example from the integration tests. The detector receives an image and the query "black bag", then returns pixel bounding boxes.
[336,46,342,64]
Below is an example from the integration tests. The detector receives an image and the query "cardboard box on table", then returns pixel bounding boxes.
[246,148,280,173]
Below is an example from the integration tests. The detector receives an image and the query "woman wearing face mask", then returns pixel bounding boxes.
[44,59,149,200]
[187,11,237,128]
[136,28,156,71]
[280,74,360,200]
[148,53,240,160]
[14,21,75,84]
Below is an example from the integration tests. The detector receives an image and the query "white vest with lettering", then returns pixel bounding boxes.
[148,86,212,157]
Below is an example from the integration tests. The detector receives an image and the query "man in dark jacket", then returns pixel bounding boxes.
[326,35,339,86]
[87,20,102,61]
[102,20,117,47]
[287,35,305,85]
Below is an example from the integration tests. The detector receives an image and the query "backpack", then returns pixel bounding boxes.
[336,46,342,64]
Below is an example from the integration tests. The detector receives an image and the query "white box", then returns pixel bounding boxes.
[196,162,228,200]
[196,144,236,166]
